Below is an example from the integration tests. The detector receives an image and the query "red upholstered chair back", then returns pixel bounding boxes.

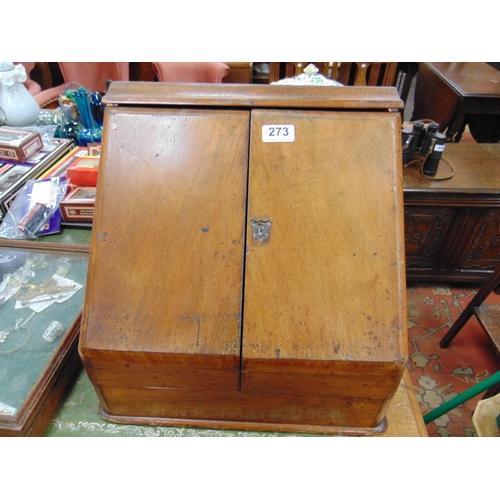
[152,62,229,83]
[59,62,130,94]
[14,62,130,108]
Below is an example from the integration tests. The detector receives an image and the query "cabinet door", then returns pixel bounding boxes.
[242,109,407,397]
[81,107,249,391]
[404,206,456,268]
[458,208,500,270]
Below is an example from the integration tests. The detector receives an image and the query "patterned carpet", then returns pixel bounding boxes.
[406,283,500,436]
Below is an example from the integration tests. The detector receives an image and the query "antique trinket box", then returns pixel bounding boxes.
[67,157,99,187]
[80,82,407,435]
[60,187,96,223]
[0,127,43,163]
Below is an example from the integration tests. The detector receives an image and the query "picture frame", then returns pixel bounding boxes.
[0,239,89,436]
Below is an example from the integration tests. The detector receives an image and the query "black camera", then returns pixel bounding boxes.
[402,121,446,176]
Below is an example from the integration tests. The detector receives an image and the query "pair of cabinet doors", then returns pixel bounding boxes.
[80,87,407,433]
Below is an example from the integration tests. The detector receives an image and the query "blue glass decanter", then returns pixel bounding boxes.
[71,88,102,146]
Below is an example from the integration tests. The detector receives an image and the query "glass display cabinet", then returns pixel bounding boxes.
[0,240,88,436]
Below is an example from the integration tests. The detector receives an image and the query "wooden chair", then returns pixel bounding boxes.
[332,62,398,87]
[20,62,130,108]
[268,62,398,87]
[440,260,500,398]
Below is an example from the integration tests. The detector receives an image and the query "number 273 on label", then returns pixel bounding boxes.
[262,125,295,142]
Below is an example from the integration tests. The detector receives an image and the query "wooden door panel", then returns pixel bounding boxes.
[404,206,456,268]
[82,108,249,372]
[458,208,500,270]
[243,109,406,370]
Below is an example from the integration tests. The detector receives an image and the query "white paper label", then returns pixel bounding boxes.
[262,125,295,142]
[434,144,445,152]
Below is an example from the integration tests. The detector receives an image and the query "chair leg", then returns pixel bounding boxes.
[439,302,476,348]
[483,381,500,400]
[440,262,500,347]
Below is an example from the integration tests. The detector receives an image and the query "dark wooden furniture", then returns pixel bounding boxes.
[440,260,500,349]
[223,62,253,83]
[404,143,500,284]
[79,82,407,435]
[440,260,500,398]
[267,62,398,87]
[411,62,500,143]
[129,62,156,83]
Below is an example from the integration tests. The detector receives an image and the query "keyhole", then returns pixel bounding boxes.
[250,219,272,242]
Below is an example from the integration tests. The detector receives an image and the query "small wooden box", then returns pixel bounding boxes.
[0,127,43,163]
[67,157,99,187]
[60,187,96,222]
[80,83,407,435]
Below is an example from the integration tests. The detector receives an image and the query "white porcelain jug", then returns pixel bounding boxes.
[0,62,40,127]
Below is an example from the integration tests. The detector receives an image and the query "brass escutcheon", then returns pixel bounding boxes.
[250,219,272,242]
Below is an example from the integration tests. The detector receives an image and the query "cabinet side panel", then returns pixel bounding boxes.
[243,110,406,367]
[82,108,249,365]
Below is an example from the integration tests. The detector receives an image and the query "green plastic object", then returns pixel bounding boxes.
[423,369,500,425]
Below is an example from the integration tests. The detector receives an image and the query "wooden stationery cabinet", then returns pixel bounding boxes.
[79,83,407,435]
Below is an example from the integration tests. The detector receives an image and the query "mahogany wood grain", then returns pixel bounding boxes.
[412,62,500,142]
[354,63,371,85]
[475,303,500,355]
[129,62,156,82]
[95,369,426,436]
[223,63,253,83]
[81,83,407,434]
[103,82,403,110]
[243,109,407,399]
[80,107,250,389]
[411,62,461,134]
[404,144,500,283]
[99,386,387,429]
[404,144,500,197]
[440,259,500,348]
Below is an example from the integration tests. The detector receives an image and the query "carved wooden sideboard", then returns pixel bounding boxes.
[79,82,407,435]
[404,143,500,284]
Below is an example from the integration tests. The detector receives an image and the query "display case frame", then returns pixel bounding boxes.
[0,239,89,436]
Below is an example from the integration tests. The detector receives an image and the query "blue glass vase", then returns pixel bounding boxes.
[71,88,102,146]
[90,91,104,126]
